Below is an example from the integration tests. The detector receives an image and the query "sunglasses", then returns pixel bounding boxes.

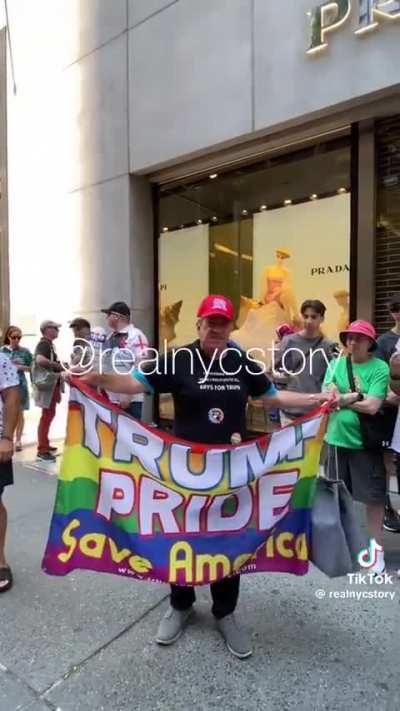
[10,335,21,340]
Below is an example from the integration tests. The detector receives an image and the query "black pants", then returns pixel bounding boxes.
[170,575,240,620]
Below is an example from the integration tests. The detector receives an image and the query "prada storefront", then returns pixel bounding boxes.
[154,2,400,431]
[156,113,400,430]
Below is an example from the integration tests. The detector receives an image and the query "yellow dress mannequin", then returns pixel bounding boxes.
[259,248,299,327]
[334,289,350,336]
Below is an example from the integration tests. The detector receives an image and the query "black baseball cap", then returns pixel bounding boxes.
[69,318,91,329]
[388,293,400,309]
[101,301,131,318]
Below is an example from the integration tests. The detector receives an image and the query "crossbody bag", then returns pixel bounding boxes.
[345,355,395,450]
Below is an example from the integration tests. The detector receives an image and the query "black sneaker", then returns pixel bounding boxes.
[383,506,400,533]
[37,452,56,462]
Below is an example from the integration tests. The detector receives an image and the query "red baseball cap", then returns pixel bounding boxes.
[339,320,377,348]
[197,295,234,321]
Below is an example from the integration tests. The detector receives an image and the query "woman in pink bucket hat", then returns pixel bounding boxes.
[339,320,378,350]
[322,319,391,574]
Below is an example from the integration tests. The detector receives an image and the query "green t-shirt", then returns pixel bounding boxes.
[323,356,390,449]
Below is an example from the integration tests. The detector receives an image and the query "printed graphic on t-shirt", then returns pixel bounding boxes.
[0,354,19,437]
[142,341,272,444]
[198,372,242,393]
[208,407,224,424]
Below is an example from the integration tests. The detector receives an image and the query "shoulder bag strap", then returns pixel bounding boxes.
[324,445,341,484]
[306,335,324,359]
[346,355,357,392]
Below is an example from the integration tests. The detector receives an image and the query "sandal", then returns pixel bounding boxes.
[0,566,13,593]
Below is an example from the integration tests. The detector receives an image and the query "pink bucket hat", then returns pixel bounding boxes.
[339,320,377,349]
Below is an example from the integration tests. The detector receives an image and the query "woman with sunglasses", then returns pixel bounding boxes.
[0,327,32,451]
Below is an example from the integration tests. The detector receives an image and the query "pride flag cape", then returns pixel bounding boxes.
[42,382,327,585]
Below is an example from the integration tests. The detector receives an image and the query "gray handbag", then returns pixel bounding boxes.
[338,478,367,567]
[31,363,59,391]
[311,447,366,578]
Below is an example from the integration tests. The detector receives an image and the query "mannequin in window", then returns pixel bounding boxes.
[333,289,350,336]
[259,248,299,327]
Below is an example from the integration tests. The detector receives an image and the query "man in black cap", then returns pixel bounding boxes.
[101,302,149,419]
[376,292,400,532]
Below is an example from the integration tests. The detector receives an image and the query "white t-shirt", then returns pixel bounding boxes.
[0,354,19,437]
[106,324,149,405]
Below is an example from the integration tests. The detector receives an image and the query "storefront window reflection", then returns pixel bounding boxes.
[158,136,351,429]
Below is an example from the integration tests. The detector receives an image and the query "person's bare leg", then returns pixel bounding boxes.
[365,503,384,547]
[383,450,395,486]
[0,498,12,590]
[15,412,24,448]
[0,498,8,575]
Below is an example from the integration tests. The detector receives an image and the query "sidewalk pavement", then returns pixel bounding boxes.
[1,454,399,711]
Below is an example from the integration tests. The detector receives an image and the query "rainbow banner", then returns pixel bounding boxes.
[42,382,326,585]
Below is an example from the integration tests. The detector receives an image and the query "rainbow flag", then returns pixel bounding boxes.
[42,382,326,585]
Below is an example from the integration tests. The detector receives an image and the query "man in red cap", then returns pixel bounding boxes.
[82,294,332,659]
[322,320,390,574]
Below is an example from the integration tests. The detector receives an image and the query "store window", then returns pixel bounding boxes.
[158,136,351,428]
[375,116,400,333]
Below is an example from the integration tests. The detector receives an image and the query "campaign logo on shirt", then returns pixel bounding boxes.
[208,408,224,424]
